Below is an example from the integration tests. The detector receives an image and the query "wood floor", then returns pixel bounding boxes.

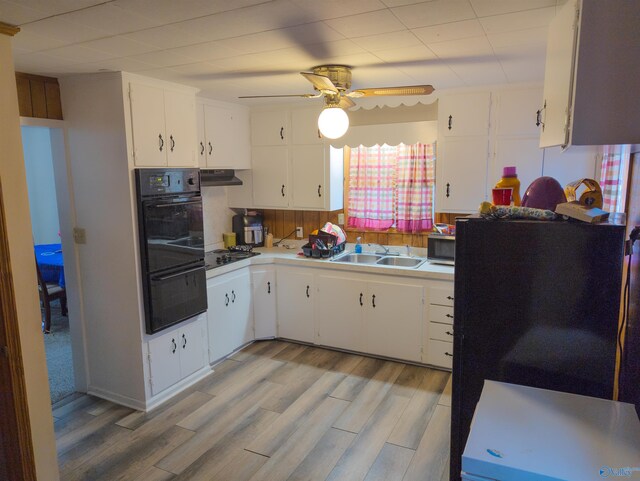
[53,341,452,481]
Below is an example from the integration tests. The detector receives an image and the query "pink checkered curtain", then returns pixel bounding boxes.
[600,144,631,212]
[347,144,396,230]
[396,143,435,233]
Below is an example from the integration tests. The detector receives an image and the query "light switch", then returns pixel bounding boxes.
[73,227,86,244]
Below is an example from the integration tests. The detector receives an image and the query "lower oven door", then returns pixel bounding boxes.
[146,264,207,334]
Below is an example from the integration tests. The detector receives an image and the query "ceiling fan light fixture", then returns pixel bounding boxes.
[317,106,349,139]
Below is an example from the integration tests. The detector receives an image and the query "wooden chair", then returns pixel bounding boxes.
[35,260,67,333]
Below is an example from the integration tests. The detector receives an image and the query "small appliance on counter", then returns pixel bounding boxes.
[427,233,455,265]
[232,213,264,247]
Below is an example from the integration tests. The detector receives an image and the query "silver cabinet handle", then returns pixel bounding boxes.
[225,293,229,306]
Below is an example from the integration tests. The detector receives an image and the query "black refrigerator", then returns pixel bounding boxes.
[450,216,626,481]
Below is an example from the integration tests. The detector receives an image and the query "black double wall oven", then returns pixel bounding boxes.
[135,168,207,334]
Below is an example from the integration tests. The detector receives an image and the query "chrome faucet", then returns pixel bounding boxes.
[368,243,399,255]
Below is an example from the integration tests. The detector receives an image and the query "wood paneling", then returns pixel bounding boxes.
[14,72,63,120]
[54,341,451,481]
[262,208,466,246]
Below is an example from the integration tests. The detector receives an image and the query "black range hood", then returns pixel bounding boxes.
[200,169,243,187]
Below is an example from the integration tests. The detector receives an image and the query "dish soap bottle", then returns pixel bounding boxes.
[355,236,362,254]
[495,166,521,206]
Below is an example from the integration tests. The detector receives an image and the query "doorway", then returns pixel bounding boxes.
[20,118,87,405]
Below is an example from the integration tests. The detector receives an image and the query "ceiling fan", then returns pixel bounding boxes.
[238,64,435,109]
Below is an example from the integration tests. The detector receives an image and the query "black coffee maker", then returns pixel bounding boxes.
[232,214,264,247]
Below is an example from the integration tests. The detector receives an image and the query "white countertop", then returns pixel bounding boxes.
[205,242,455,281]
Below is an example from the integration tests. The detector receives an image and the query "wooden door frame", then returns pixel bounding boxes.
[0,177,37,481]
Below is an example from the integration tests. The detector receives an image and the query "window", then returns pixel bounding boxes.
[346,142,436,233]
[600,145,631,213]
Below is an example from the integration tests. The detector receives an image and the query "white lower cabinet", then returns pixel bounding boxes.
[147,314,207,396]
[366,279,423,363]
[315,274,366,352]
[276,266,315,343]
[315,273,423,362]
[207,269,254,363]
[252,265,277,339]
[423,284,455,369]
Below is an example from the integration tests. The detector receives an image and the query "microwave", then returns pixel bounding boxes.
[427,234,455,265]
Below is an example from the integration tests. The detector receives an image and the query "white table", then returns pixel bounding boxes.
[462,381,640,481]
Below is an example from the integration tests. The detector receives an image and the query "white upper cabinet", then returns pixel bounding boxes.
[436,137,489,213]
[244,107,344,211]
[540,0,640,147]
[130,83,167,167]
[197,102,251,169]
[438,92,491,137]
[291,145,327,210]
[495,89,543,137]
[251,110,289,145]
[251,146,289,208]
[164,89,196,167]
[291,108,323,144]
[129,82,196,167]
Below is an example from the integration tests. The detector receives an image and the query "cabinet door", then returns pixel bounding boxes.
[436,137,489,213]
[204,105,231,168]
[495,89,543,137]
[539,0,578,148]
[291,108,323,144]
[291,145,326,209]
[251,110,289,145]
[179,315,207,378]
[164,89,196,167]
[206,275,234,362]
[438,92,491,137]
[148,329,181,395]
[276,267,314,343]
[196,104,206,168]
[129,82,166,167]
[252,267,277,339]
[252,146,289,208]
[315,274,365,352]
[229,270,254,346]
[491,138,543,197]
[366,280,423,362]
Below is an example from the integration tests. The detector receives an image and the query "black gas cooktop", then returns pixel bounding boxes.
[205,247,260,269]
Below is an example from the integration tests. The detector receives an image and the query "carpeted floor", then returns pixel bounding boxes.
[42,301,76,404]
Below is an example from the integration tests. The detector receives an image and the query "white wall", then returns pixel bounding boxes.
[22,126,61,245]
[202,186,234,251]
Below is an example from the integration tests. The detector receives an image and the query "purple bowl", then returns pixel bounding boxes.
[521,177,567,211]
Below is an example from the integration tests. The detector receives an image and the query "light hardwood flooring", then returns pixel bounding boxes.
[53,340,453,481]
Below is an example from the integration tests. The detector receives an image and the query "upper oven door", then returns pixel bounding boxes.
[141,195,204,273]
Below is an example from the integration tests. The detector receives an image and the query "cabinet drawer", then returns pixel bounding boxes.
[429,286,455,306]
[426,339,453,370]
[429,322,454,342]
[428,304,454,325]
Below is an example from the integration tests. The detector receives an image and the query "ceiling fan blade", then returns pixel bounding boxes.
[347,85,435,98]
[300,72,339,94]
[238,93,321,99]
[338,96,356,109]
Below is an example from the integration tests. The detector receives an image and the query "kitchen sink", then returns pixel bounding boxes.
[331,253,383,264]
[375,256,426,268]
[331,252,427,269]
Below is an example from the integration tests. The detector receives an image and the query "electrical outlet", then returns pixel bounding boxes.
[337,213,345,224]
[296,226,303,238]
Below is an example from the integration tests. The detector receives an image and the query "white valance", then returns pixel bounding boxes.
[330,121,438,148]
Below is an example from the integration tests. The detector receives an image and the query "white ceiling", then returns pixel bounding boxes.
[2,0,566,104]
